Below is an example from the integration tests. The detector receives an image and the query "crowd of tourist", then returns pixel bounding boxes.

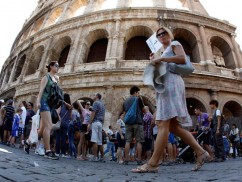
[0,26,242,174]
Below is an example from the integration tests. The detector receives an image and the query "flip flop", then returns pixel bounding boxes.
[131,163,159,173]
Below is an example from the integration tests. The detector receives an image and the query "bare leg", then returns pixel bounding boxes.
[169,119,205,156]
[40,111,52,151]
[99,145,104,158]
[203,144,214,159]
[117,147,123,163]
[77,133,83,157]
[92,143,98,157]
[136,142,142,161]
[124,142,130,161]
[167,143,174,162]
[148,120,170,166]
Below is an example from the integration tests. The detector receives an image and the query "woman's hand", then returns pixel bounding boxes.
[149,53,155,60]
[37,101,41,109]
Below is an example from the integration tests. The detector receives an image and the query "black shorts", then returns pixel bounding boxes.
[117,132,126,148]
[3,119,12,132]
[143,138,152,152]
[80,124,88,133]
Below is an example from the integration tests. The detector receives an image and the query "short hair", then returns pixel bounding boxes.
[17,107,23,112]
[194,107,201,111]
[28,102,34,107]
[109,125,112,129]
[73,101,79,110]
[95,93,102,99]
[209,100,219,107]
[156,27,174,40]
[232,123,237,128]
[130,86,140,95]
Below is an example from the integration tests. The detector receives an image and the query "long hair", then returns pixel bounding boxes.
[63,93,71,105]
[46,61,58,72]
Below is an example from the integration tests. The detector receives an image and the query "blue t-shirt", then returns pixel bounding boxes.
[12,114,20,131]
[92,100,105,123]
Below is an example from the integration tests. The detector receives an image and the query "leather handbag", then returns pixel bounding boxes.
[169,55,194,76]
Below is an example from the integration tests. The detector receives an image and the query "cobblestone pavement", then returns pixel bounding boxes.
[0,144,241,182]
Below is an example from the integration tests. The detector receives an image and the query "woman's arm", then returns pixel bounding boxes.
[151,45,186,64]
[37,76,48,108]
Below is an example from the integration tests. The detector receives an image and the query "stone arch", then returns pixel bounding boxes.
[83,29,109,63]
[173,28,201,63]
[222,100,242,118]
[13,55,26,81]
[210,36,236,69]
[30,16,45,36]
[49,36,72,67]
[124,26,153,60]
[44,7,63,27]
[74,97,94,105]
[186,97,208,127]
[4,59,15,84]
[65,0,88,19]
[25,46,44,76]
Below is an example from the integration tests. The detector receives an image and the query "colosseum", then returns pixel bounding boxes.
[0,0,242,128]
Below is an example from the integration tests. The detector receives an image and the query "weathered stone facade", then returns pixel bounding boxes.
[1,0,242,128]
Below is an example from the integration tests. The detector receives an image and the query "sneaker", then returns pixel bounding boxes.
[55,153,60,157]
[38,145,45,156]
[90,157,99,162]
[44,151,59,160]
[24,141,30,154]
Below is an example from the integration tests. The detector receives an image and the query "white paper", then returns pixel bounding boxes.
[146,33,163,53]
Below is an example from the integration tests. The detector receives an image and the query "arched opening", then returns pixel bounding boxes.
[86,38,108,63]
[186,98,207,128]
[44,7,63,27]
[141,96,156,114]
[210,36,236,69]
[125,36,150,60]
[125,26,153,60]
[59,45,71,67]
[49,36,72,67]
[223,101,242,118]
[222,100,242,131]
[25,46,44,76]
[173,28,200,63]
[65,0,87,19]
[30,16,45,36]
[13,55,26,81]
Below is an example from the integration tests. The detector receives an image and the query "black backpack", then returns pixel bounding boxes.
[46,74,64,109]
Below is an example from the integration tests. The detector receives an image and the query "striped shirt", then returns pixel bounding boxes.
[92,100,105,123]
[4,105,15,121]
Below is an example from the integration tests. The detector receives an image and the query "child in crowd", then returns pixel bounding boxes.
[7,108,23,147]
[222,132,230,159]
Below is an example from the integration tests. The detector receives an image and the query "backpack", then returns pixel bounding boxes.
[46,74,64,109]
[124,97,138,125]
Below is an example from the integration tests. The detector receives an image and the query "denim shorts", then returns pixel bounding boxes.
[40,99,51,112]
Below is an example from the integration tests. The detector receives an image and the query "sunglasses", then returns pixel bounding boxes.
[54,64,59,68]
[157,31,168,38]
[86,103,90,105]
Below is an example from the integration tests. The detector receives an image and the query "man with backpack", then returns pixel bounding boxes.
[123,86,144,165]
[209,100,225,162]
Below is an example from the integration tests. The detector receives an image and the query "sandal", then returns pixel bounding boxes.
[192,151,209,171]
[131,163,159,173]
